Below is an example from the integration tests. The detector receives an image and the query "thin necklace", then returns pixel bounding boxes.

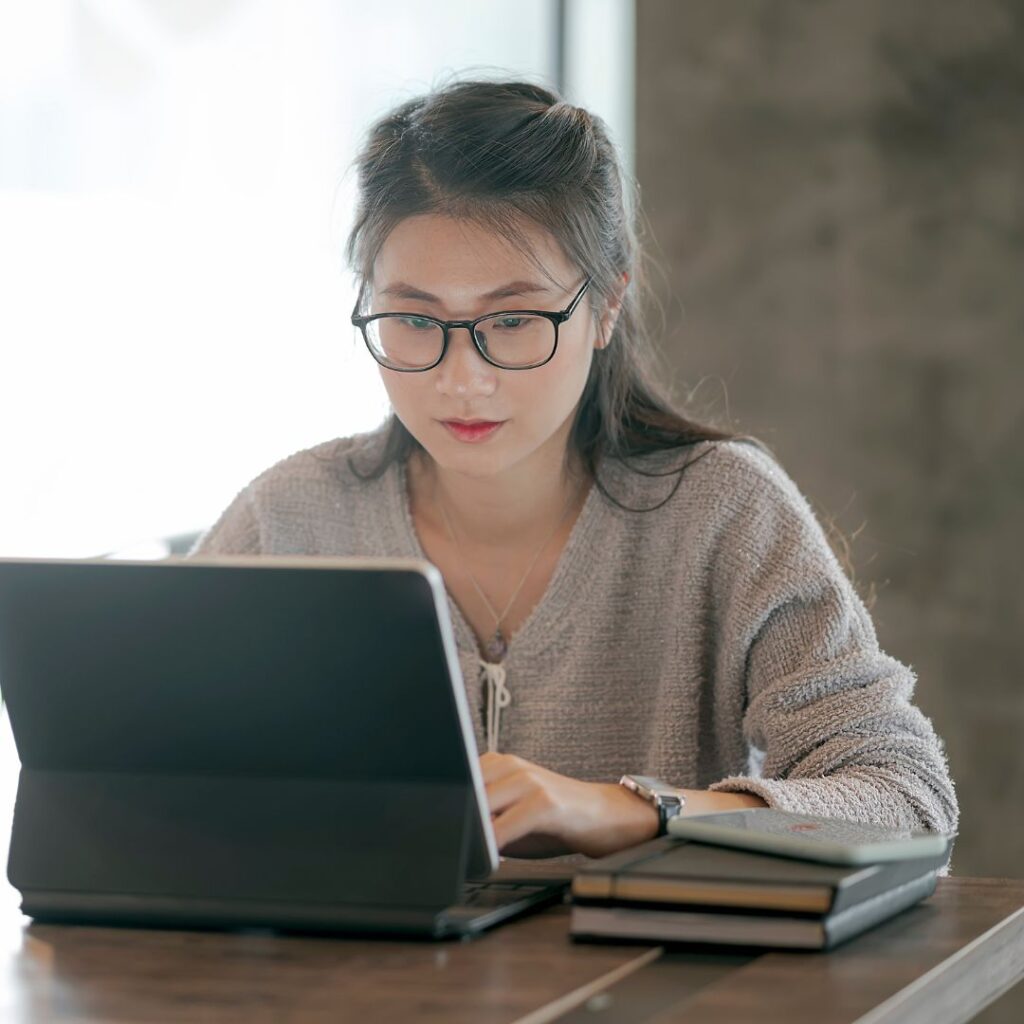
[435,475,585,663]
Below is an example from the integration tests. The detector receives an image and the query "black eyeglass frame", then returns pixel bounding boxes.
[350,275,593,372]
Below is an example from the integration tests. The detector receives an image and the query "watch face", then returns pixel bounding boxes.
[626,777,685,802]
[621,776,686,806]
[628,775,661,795]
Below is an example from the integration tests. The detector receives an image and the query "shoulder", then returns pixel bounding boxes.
[609,438,838,574]
[188,422,393,557]
[692,440,848,586]
[685,439,815,520]
[611,438,811,520]
[242,422,392,503]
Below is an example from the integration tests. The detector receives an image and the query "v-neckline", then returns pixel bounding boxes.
[392,454,605,663]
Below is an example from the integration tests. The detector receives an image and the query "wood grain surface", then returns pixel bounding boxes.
[0,877,1020,1023]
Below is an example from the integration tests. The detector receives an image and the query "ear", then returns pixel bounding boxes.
[596,271,630,349]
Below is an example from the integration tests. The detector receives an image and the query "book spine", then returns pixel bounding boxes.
[571,904,833,948]
[823,872,938,949]
[830,851,949,915]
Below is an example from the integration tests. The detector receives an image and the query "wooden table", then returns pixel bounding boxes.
[0,875,1021,1023]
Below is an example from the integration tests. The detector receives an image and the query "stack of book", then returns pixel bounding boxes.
[570,836,951,951]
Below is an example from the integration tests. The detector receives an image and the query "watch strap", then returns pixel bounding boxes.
[619,775,686,836]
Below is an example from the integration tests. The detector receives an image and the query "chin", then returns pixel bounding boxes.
[439,453,507,476]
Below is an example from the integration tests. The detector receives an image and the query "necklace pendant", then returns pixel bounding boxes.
[484,629,508,663]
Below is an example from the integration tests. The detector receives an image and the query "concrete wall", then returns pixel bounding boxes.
[635,4,1022,1018]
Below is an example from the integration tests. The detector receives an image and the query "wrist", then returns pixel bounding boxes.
[680,789,769,815]
[580,786,766,860]
[610,783,661,841]
[597,782,659,851]
[618,775,687,836]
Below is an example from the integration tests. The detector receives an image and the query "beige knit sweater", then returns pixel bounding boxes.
[188,421,960,873]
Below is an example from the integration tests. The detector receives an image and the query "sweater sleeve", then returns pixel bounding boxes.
[705,448,959,872]
[185,485,262,556]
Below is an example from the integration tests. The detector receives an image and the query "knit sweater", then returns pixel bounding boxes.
[187,420,960,873]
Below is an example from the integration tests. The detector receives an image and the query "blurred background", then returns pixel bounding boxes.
[1,2,1021,1018]
[0,0,634,559]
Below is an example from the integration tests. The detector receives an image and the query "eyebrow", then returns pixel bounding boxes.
[378,280,554,303]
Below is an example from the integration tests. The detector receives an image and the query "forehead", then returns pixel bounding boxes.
[372,213,572,294]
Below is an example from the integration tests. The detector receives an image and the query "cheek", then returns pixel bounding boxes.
[379,371,423,414]
[526,345,593,418]
[550,326,596,394]
[377,376,425,439]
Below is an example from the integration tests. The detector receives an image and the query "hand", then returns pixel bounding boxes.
[479,752,660,859]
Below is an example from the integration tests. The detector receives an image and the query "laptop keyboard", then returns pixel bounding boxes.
[457,881,564,909]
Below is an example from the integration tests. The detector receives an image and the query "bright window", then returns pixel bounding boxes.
[0,0,634,559]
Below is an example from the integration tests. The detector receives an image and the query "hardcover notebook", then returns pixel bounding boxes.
[570,836,949,951]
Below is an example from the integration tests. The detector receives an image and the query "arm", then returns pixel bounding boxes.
[587,785,768,844]
[707,574,960,831]
[569,460,958,860]
[480,755,766,859]
[704,452,959,859]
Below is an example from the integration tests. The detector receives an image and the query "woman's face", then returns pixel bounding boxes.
[367,213,611,481]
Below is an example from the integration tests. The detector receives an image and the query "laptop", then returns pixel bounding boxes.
[0,555,569,938]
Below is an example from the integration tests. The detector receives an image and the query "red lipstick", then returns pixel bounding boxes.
[441,420,505,443]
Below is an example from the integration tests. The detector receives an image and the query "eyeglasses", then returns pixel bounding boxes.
[351,275,592,371]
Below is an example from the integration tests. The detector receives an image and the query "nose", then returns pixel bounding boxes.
[434,325,496,396]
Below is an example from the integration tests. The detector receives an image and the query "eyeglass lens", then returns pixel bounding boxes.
[364,314,556,369]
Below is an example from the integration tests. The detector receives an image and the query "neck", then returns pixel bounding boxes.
[408,434,591,555]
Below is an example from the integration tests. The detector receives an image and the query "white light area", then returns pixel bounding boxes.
[563,0,635,177]
[0,0,73,100]
[0,0,556,559]
[0,190,382,558]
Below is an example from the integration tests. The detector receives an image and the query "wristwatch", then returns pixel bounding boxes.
[619,775,687,836]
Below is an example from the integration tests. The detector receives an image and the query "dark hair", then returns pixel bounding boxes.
[332,74,871,602]
[339,76,767,504]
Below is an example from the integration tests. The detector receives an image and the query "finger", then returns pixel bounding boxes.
[478,752,528,784]
[491,789,560,852]
[485,770,539,817]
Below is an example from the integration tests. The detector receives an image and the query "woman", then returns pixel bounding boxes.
[189,78,959,867]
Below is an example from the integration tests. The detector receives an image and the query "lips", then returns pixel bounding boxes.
[441,420,506,443]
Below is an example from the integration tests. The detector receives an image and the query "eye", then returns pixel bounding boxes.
[396,316,436,331]
[493,316,527,330]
